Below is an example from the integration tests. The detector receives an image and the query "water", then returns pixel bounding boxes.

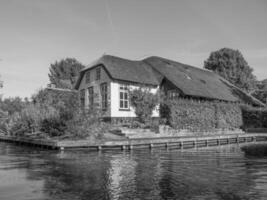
[0,143,267,200]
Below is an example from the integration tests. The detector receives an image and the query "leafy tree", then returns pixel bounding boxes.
[251,90,267,105]
[251,79,267,104]
[204,48,257,93]
[48,58,85,89]
[0,97,27,115]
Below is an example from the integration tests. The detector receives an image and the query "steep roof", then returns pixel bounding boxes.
[144,56,264,106]
[74,55,162,89]
[143,56,238,102]
[74,55,264,106]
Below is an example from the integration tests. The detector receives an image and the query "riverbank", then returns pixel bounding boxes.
[1,133,267,151]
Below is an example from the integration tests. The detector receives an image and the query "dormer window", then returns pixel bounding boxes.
[96,67,101,80]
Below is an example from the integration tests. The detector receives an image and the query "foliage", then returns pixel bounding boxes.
[1,88,79,137]
[0,97,29,115]
[129,87,159,124]
[161,98,243,132]
[65,108,111,140]
[32,88,79,121]
[1,103,60,136]
[241,105,267,128]
[204,48,257,93]
[48,58,85,89]
[256,79,267,90]
[251,90,267,105]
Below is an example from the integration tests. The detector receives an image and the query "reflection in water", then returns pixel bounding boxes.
[0,143,267,200]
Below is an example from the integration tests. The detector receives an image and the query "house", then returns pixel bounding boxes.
[74,55,264,123]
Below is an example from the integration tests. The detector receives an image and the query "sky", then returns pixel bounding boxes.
[0,0,267,98]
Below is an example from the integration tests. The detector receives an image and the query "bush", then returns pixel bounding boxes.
[129,87,159,124]
[3,103,60,137]
[241,105,267,128]
[65,108,111,140]
[161,98,243,132]
[40,117,66,137]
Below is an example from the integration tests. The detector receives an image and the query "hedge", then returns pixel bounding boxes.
[241,105,267,128]
[161,99,243,132]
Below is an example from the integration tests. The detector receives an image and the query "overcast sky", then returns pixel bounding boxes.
[0,0,267,98]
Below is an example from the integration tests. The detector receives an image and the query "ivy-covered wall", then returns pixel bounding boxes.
[161,99,243,132]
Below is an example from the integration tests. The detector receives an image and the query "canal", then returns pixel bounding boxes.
[0,142,267,200]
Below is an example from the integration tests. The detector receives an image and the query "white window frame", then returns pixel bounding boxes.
[119,84,130,110]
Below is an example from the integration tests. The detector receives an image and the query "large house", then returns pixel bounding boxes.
[74,55,263,122]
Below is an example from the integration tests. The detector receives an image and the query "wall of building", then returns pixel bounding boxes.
[110,82,160,118]
[78,65,112,117]
[78,66,160,119]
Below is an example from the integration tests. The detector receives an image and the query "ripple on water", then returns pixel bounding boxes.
[0,142,267,200]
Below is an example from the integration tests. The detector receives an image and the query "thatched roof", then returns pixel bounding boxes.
[144,56,239,101]
[74,55,161,89]
[74,55,264,106]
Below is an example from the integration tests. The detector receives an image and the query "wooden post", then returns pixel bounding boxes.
[60,146,64,151]
[165,143,168,148]
[97,146,102,151]
[129,145,133,150]
[150,144,154,149]
[180,141,183,149]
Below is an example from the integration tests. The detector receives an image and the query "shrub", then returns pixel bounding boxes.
[1,102,60,137]
[241,105,267,128]
[129,87,159,124]
[65,108,111,140]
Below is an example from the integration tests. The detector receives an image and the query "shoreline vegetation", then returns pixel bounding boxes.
[0,54,267,148]
[1,86,267,147]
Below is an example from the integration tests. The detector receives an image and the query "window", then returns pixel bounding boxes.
[80,89,85,107]
[167,90,179,99]
[119,84,129,110]
[101,83,108,110]
[88,87,94,108]
[96,67,101,80]
[85,71,90,83]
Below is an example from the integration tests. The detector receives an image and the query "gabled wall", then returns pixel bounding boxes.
[78,65,111,117]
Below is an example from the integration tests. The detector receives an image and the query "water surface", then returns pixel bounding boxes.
[0,142,267,200]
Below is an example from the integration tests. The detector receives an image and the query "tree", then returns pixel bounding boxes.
[204,48,257,93]
[251,79,267,104]
[48,58,85,89]
[0,97,27,115]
